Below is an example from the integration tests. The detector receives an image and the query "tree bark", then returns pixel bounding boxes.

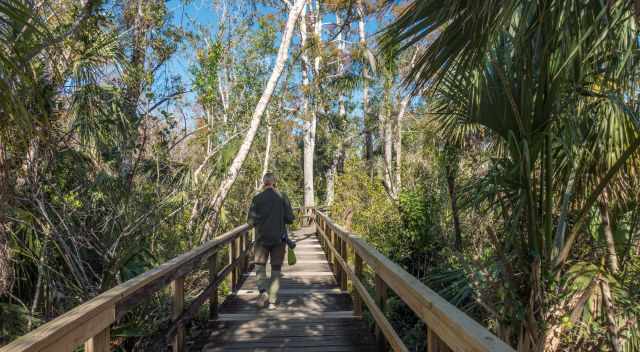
[196,0,306,243]
[326,10,347,207]
[599,192,619,273]
[261,114,272,180]
[300,1,317,210]
[325,148,345,207]
[601,280,622,352]
[445,147,463,250]
[381,101,395,199]
[0,223,11,297]
[357,0,374,177]
[394,95,407,197]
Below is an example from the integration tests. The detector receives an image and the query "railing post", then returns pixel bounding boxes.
[340,236,348,290]
[327,228,334,270]
[332,231,341,284]
[230,237,239,291]
[427,326,436,352]
[84,327,110,352]
[353,252,363,317]
[374,274,388,352]
[208,252,218,319]
[427,326,450,352]
[321,219,326,249]
[244,231,251,270]
[172,277,185,352]
[239,232,246,273]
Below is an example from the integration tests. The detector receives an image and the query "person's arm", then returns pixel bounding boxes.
[247,196,262,227]
[282,193,295,224]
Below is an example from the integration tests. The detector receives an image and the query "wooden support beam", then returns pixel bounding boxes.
[375,274,388,352]
[321,220,327,250]
[331,230,342,283]
[427,325,452,352]
[353,252,363,317]
[172,277,185,352]
[84,327,110,352]
[340,237,348,290]
[230,238,238,290]
[245,231,251,270]
[327,229,337,275]
[239,232,246,273]
[208,252,218,319]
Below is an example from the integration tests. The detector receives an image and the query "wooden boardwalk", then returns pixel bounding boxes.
[193,226,377,351]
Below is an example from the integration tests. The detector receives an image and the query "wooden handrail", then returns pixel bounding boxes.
[313,210,515,352]
[1,224,252,352]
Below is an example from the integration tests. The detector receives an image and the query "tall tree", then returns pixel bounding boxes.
[299,1,318,211]
[357,0,375,177]
[198,0,306,242]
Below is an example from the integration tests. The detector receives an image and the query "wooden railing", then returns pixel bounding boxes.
[1,225,255,352]
[313,209,515,352]
[2,207,514,352]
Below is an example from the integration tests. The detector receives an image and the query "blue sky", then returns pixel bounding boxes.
[164,0,218,123]
[161,0,380,129]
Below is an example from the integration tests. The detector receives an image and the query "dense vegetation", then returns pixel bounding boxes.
[1,0,639,351]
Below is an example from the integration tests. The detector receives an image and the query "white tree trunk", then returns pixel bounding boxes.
[218,72,229,125]
[325,147,345,207]
[391,49,420,198]
[381,99,396,199]
[257,111,272,191]
[394,95,410,196]
[357,0,373,172]
[312,0,322,75]
[196,0,306,242]
[300,1,321,209]
[261,115,272,180]
[325,100,347,207]
[325,10,347,207]
[325,166,335,207]
[303,119,316,208]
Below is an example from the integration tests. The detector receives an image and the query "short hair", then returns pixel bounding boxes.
[263,172,276,186]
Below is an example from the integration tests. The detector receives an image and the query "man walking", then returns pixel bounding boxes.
[247,172,295,309]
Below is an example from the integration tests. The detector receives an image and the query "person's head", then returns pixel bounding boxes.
[263,172,276,188]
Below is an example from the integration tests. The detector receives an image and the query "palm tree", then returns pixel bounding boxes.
[381,0,640,350]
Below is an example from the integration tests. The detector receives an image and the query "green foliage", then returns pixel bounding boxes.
[191,41,223,107]
[381,0,640,349]
[0,302,40,345]
[3,1,640,351]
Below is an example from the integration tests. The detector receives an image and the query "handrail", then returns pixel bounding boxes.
[313,209,515,352]
[1,224,253,352]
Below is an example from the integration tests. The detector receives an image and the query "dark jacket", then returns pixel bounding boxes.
[247,188,295,246]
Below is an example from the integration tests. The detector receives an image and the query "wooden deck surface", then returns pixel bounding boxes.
[192,226,377,351]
